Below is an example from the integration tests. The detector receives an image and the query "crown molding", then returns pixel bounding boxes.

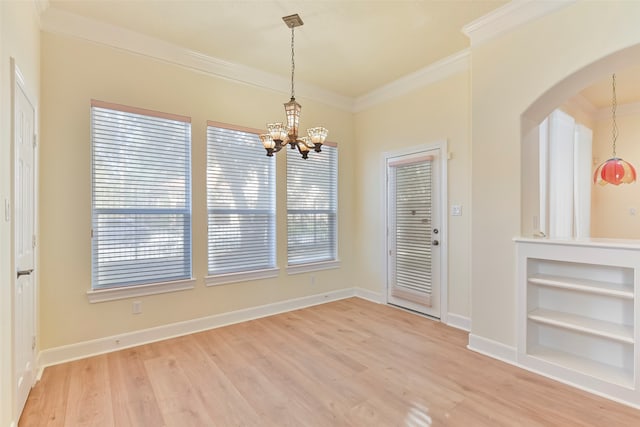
[462,0,576,47]
[40,8,354,112]
[41,7,477,113]
[354,49,470,112]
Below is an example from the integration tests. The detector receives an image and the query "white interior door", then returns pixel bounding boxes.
[14,70,36,417]
[387,149,441,318]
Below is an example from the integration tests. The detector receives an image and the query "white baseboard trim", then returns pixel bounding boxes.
[354,287,384,303]
[35,361,45,381]
[469,334,640,410]
[446,313,471,332]
[467,333,517,365]
[38,288,356,368]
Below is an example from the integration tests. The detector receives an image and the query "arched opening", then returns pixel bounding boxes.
[521,43,640,238]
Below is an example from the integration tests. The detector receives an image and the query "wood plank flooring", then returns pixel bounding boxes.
[20,298,640,426]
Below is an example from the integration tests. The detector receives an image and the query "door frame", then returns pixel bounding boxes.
[382,141,448,323]
[11,57,39,420]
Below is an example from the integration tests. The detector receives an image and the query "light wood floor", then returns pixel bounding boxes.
[20,298,640,426]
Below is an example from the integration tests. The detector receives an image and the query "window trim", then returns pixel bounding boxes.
[205,267,280,287]
[91,99,191,123]
[286,260,341,275]
[87,278,196,303]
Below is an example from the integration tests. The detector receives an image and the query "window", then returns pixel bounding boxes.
[206,122,276,284]
[91,100,192,292]
[538,109,592,239]
[287,144,338,268]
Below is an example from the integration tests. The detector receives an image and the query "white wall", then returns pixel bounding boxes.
[39,32,356,350]
[354,71,471,319]
[0,1,41,425]
[471,1,640,348]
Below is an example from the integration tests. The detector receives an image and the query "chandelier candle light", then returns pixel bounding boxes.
[260,14,328,159]
[593,73,637,186]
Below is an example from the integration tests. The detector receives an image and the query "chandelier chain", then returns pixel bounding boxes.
[612,73,618,158]
[290,26,295,99]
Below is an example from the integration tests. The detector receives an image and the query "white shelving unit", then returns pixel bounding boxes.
[516,238,640,406]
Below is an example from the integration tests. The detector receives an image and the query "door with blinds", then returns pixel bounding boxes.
[387,149,441,318]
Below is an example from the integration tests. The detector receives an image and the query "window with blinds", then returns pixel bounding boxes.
[91,101,192,290]
[287,144,338,265]
[207,123,276,276]
[389,157,433,306]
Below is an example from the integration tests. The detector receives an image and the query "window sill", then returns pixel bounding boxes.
[206,267,280,287]
[286,260,341,275]
[87,278,196,303]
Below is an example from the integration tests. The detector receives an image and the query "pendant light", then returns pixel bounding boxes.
[593,73,637,185]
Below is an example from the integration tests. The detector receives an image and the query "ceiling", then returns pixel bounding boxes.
[579,64,640,109]
[46,0,507,99]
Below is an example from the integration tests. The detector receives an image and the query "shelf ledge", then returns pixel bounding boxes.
[528,274,634,300]
[528,308,634,344]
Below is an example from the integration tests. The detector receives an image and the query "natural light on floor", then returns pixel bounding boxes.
[404,402,433,426]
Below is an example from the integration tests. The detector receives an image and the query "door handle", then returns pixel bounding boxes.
[432,240,439,246]
[17,269,33,278]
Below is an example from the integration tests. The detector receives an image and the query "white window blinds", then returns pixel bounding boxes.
[91,101,192,289]
[389,157,433,306]
[207,123,276,275]
[287,144,338,265]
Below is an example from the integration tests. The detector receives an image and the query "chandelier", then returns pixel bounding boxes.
[260,14,328,159]
[593,73,636,185]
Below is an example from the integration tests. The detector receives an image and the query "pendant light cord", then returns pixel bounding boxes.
[290,26,295,100]
[612,73,618,158]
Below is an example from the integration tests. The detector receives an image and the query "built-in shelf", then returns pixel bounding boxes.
[528,308,634,344]
[516,239,640,407]
[528,274,634,300]
[528,345,634,389]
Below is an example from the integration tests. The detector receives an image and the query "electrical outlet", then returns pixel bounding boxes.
[451,205,462,216]
[132,301,142,314]
[310,275,316,285]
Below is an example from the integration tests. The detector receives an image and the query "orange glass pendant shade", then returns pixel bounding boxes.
[593,158,637,186]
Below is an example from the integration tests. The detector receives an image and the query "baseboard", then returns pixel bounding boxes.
[446,313,471,332]
[467,333,517,365]
[354,287,384,303]
[38,288,356,368]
